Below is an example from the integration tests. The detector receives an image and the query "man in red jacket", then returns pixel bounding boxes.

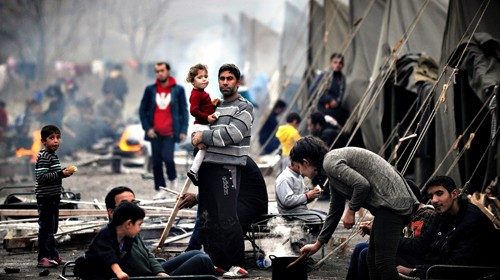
[139,62,188,198]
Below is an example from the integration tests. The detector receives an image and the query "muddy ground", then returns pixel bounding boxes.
[0,155,364,279]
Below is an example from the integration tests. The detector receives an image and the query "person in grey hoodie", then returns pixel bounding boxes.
[191,64,253,276]
[290,136,418,280]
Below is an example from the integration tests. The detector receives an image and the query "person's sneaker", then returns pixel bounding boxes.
[153,187,167,200]
[187,170,199,186]
[168,179,178,191]
[37,257,58,268]
[51,256,66,265]
[222,266,249,279]
[214,266,227,276]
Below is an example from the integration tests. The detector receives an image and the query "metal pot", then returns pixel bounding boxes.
[269,255,308,280]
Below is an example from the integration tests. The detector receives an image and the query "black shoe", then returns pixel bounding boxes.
[187,170,199,186]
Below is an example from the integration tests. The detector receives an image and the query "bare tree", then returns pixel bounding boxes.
[86,0,109,59]
[0,0,87,81]
[113,0,171,62]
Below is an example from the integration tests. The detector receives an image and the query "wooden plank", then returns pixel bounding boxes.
[153,232,192,247]
[93,199,105,210]
[0,209,197,218]
[156,178,191,249]
[3,236,33,250]
[29,223,107,241]
[468,193,500,228]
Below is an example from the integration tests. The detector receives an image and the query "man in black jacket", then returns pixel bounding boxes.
[397,176,499,278]
[307,111,343,148]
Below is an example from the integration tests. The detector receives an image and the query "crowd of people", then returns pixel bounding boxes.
[0,62,130,159]
[30,57,499,280]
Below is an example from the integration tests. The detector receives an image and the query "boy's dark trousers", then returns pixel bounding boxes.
[37,195,60,261]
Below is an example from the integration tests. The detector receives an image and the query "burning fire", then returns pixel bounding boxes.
[118,125,143,153]
[15,130,41,163]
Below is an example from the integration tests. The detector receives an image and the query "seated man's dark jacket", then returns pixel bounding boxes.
[84,224,164,279]
[398,196,499,277]
[312,123,340,148]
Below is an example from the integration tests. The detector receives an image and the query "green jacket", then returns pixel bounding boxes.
[85,224,164,278]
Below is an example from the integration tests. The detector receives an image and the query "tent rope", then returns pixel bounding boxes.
[400,0,492,174]
[462,126,500,194]
[255,0,345,155]
[421,94,494,189]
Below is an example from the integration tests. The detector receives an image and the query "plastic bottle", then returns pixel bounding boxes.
[256,255,272,269]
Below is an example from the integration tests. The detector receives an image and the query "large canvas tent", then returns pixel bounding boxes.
[256,0,499,194]
[434,0,500,191]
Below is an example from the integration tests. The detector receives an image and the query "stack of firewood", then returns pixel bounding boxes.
[469,191,500,229]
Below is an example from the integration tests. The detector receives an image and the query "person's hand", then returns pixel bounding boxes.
[111,263,128,280]
[396,265,414,275]
[324,115,339,127]
[300,240,322,256]
[359,221,372,236]
[305,187,321,201]
[62,168,73,177]
[191,131,203,146]
[211,98,221,106]
[342,209,356,229]
[178,193,198,209]
[207,112,219,124]
[157,272,169,277]
[179,133,186,142]
[196,143,207,150]
[115,271,129,280]
[147,128,157,139]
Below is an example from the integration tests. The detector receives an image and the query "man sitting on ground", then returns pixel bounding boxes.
[84,201,162,280]
[346,180,437,280]
[77,187,215,279]
[397,176,499,278]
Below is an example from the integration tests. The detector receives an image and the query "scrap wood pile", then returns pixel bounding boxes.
[468,179,500,229]
[0,194,198,252]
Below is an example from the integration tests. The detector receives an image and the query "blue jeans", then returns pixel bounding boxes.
[37,196,60,261]
[162,250,215,276]
[187,217,202,251]
[347,242,370,280]
[151,135,176,189]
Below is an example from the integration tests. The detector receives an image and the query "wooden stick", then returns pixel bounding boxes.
[154,232,193,247]
[29,222,106,241]
[94,198,105,210]
[287,252,308,269]
[0,217,40,224]
[159,186,180,196]
[156,178,192,249]
[313,233,359,268]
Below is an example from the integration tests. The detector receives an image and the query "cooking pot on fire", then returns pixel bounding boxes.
[269,255,308,280]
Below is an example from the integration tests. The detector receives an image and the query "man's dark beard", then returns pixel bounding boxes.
[221,88,234,96]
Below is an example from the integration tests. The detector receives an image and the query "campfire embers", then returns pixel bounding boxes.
[15,130,41,163]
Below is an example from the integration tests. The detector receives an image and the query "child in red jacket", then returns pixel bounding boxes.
[186,64,219,185]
